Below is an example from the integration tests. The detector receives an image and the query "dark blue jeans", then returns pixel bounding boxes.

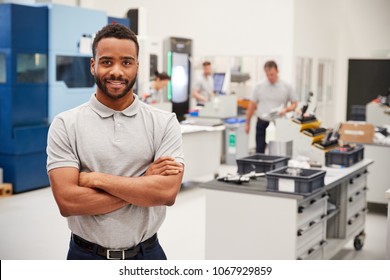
[67,235,167,260]
[256,118,270,153]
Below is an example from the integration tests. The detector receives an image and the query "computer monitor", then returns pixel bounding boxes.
[213,73,225,94]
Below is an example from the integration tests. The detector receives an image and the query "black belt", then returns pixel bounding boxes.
[72,233,157,260]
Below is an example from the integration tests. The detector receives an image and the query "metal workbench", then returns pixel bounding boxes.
[200,159,374,259]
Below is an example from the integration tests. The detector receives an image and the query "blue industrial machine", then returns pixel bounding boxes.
[48,4,107,122]
[0,3,49,193]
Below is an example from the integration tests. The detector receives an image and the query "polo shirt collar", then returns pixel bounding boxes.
[89,93,140,118]
[266,79,280,86]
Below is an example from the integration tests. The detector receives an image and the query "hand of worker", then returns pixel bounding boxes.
[245,122,250,134]
[145,156,183,176]
[278,108,288,116]
[79,171,96,188]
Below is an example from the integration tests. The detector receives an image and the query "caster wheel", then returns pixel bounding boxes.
[353,235,364,251]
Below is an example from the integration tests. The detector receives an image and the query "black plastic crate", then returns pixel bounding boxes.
[236,154,289,174]
[325,145,364,167]
[266,166,326,195]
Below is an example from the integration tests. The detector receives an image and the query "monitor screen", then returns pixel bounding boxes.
[213,73,225,94]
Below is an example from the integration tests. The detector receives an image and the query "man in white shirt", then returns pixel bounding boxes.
[245,60,298,153]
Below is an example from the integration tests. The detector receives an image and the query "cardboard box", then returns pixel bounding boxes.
[0,183,13,197]
[339,122,375,144]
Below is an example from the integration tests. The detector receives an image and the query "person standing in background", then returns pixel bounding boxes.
[141,71,171,104]
[192,61,215,106]
[245,60,298,153]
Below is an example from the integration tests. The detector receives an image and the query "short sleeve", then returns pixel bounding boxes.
[46,116,80,172]
[154,115,184,166]
[250,84,260,103]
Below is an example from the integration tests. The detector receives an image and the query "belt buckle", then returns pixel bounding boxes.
[106,249,125,260]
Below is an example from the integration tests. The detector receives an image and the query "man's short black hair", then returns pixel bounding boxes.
[92,23,139,58]
[202,61,211,67]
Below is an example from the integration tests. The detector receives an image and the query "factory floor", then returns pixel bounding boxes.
[0,164,387,260]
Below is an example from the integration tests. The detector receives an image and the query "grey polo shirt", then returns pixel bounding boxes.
[251,79,298,121]
[47,93,184,249]
[193,74,214,105]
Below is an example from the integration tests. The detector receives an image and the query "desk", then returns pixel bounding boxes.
[181,125,225,182]
[200,159,373,259]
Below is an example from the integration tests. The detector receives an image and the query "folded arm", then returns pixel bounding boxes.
[49,167,128,217]
[79,161,184,207]
[49,157,183,217]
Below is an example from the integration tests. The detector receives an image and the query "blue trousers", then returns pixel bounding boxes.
[66,235,167,260]
[256,118,270,153]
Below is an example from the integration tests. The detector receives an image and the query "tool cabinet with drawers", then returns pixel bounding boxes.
[202,159,373,260]
[296,192,328,259]
[323,167,369,258]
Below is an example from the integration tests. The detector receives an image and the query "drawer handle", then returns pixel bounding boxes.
[298,195,328,214]
[348,210,365,226]
[355,212,360,218]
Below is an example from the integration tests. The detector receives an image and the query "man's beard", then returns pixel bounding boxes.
[94,74,137,100]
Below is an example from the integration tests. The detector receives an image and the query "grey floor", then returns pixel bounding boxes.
[0,164,388,260]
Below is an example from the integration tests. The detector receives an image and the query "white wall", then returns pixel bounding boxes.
[294,0,390,126]
[335,0,390,124]
[80,0,295,81]
[293,0,341,127]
